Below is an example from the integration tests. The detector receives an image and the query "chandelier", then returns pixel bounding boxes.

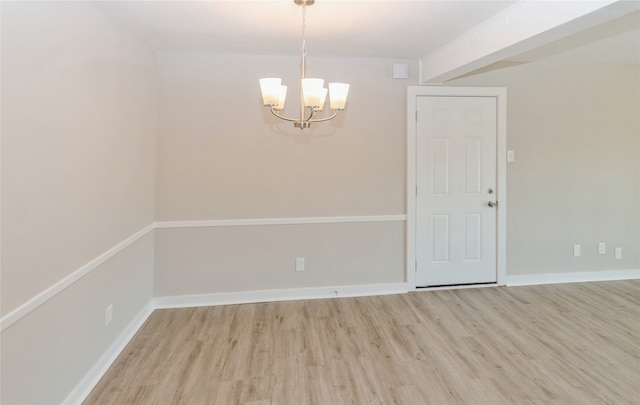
[259,0,350,129]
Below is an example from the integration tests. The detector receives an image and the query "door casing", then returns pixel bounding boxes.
[407,86,507,290]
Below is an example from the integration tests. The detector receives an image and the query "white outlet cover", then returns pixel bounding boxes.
[573,244,581,257]
[615,247,622,259]
[598,242,606,254]
[105,304,113,326]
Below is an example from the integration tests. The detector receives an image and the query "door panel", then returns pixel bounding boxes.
[432,138,450,194]
[464,213,482,260]
[432,215,449,262]
[465,138,481,193]
[416,96,498,287]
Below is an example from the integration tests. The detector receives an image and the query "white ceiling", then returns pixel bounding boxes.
[95,0,639,65]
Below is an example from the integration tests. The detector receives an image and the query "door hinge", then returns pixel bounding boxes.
[415,261,418,272]
[415,111,418,122]
[416,185,418,196]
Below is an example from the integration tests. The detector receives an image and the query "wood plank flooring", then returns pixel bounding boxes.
[83,280,640,404]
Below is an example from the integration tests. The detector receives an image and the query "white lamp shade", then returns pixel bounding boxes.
[259,78,282,106]
[316,88,328,111]
[329,83,350,110]
[302,78,325,108]
[274,85,287,110]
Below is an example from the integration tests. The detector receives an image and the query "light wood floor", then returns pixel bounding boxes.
[84,280,640,405]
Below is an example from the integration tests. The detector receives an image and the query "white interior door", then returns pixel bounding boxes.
[416,95,498,287]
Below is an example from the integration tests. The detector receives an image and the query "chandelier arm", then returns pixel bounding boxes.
[307,110,340,123]
[304,107,317,121]
[269,107,299,122]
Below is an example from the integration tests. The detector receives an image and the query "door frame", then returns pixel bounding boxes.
[407,86,507,290]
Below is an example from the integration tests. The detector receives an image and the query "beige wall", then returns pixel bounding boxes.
[1,1,158,314]
[154,50,639,300]
[155,222,405,298]
[156,53,416,220]
[154,52,416,297]
[0,2,157,403]
[449,61,640,274]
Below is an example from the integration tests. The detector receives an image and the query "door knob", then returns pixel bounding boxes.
[488,201,498,208]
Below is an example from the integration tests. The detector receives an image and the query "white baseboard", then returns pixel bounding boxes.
[62,301,154,405]
[154,282,410,309]
[506,269,640,287]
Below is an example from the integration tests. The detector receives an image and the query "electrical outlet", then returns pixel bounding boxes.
[615,247,622,260]
[598,242,606,255]
[295,257,305,272]
[106,304,113,326]
[573,244,581,257]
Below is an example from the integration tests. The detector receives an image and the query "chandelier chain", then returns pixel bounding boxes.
[299,1,307,123]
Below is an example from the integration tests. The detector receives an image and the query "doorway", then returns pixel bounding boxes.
[407,86,507,288]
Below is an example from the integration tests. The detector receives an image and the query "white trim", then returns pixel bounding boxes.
[506,269,640,287]
[495,89,507,285]
[0,223,155,332]
[407,86,507,289]
[62,301,154,405]
[406,89,418,290]
[155,215,407,229]
[154,283,410,309]
[1,216,407,331]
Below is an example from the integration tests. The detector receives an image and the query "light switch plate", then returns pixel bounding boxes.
[507,150,515,162]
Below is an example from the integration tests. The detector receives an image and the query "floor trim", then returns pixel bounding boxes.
[154,283,410,309]
[506,269,640,286]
